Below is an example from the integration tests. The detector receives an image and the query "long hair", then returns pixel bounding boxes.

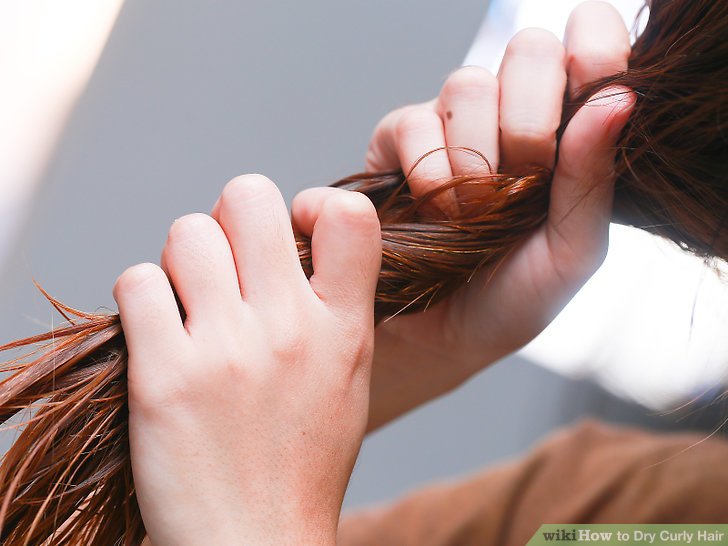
[1,0,727,543]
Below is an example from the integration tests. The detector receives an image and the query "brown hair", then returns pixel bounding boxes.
[1,0,726,543]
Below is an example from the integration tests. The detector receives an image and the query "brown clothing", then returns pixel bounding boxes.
[338,420,728,546]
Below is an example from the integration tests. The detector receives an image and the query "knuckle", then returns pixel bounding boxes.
[500,122,557,148]
[506,27,564,59]
[129,354,194,414]
[219,174,280,214]
[374,107,405,134]
[228,172,275,190]
[338,325,375,373]
[269,325,309,365]
[369,108,402,147]
[321,193,382,266]
[394,107,441,141]
[364,144,387,172]
[129,381,176,416]
[204,327,245,364]
[324,191,380,231]
[165,215,222,269]
[114,263,165,299]
[208,340,249,384]
[440,66,498,102]
[167,213,217,244]
[292,186,322,207]
[566,3,630,67]
[133,342,249,414]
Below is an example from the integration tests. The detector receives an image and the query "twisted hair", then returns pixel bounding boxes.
[1,0,727,543]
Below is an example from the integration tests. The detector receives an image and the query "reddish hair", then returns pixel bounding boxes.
[1,0,727,543]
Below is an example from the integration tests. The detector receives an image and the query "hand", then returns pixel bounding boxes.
[297,1,635,430]
[114,175,381,545]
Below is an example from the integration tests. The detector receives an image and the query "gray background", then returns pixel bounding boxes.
[0,0,722,511]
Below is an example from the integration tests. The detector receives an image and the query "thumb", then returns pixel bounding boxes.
[291,186,382,319]
[546,85,636,279]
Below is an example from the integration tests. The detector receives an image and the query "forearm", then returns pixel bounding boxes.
[366,323,505,433]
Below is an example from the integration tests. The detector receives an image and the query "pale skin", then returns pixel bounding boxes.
[115,2,635,543]
[117,181,382,546]
[339,0,634,431]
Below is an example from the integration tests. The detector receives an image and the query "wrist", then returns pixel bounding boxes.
[365,359,478,433]
[149,521,337,546]
[366,327,505,432]
[143,496,341,546]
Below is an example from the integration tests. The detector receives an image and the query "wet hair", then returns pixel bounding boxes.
[0,0,726,543]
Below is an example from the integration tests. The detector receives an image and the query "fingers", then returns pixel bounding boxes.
[564,0,631,97]
[365,105,416,173]
[160,213,242,331]
[365,100,444,175]
[211,174,309,305]
[542,0,633,278]
[114,263,188,360]
[547,85,635,275]
[291,187,381,315]
[290,186,340,235]
[389,105,454,214]
[436,66,500,176]
[366,66,500,217]
[498,28,566,170]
